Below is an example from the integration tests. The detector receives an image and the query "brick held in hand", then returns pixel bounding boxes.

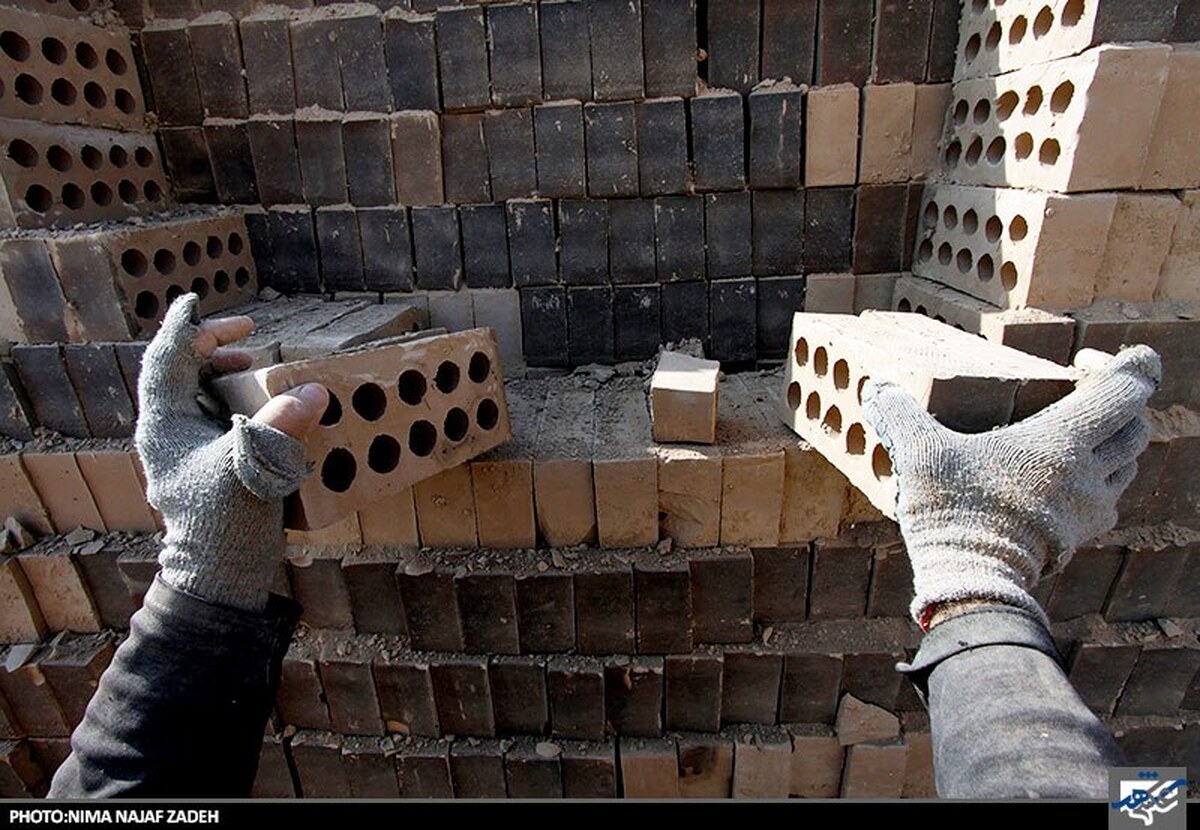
[212,329,511,530]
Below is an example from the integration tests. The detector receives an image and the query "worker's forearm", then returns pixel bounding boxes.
[902,607,1123,799]
[49,577,298,798]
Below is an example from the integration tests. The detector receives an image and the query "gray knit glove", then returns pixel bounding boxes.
[861,345,1161,629]
[135,294,313,612]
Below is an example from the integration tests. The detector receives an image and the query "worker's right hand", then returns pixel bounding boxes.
[135,294,328,613]
[861,345,1160,630]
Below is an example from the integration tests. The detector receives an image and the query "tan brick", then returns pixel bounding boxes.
[804,273,855,313]
[1142,46,1200,190]
[0,558,45,643]
[75,451,156,533]
[413,465,478,548]
[594,378,657,548]
[676,736,732,798]
[470,380,544,549]
[357,487,418,547]
[215,329,510,530]
[909,84,951,180]
[650,351,719,444]
[21,453,104,533]
[858,83,915,185]
[0,455,51,535]
[656,449,721,548]
[732,730,791,798]
[853,273,899,313]
[913,184,1116,310]
[836,694,901,745]
[718,376,784,547]
[805,84,859,186]
[1157,190,1200,302]
[280,303,424,362]
[533,459,596,547]
[788,730,844,798]
[779,443,848,544]
[1093,193,1181,303]
[620,737,679,798]
[902,730,935,798]
[286,514,362,550]
[841,741,907,798]
[942,45,1170,192]
[17,548,100,633]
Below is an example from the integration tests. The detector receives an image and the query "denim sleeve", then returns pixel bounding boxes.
[899,606,1124,799]
[48,577,299,798]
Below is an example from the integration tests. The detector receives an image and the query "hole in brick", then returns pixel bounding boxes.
[443,407,469,441]
[320,392,342,426]
[164,284,183,305]
[1009,215,1028,241]
[61,183,84,209]
[468,351,491,382]
[847,423,866,455]
[368,434,401,474]
[1000,261,1018,290]
[822,405,842,434]
[1033,5,1053,37]
[134,147,153,168]
[956,249,973,273]
[134,290,159,319]
[408,421,437,456]
[916,305,928,315]
[964,32,981,63]
[90,181,111,205]
[144,180,163,201]
[973,99,991,124]
[51,78,76,105]
[952,99,968,125]
[15,74,42,104]
[109,145,128,168]
[321,448,356,493]
[118,179,137,203]
[352,382,387,421]
[986,137,1005,164]
[977,254,995,282]
[937,242,953,265]
[795,337,809,366]
[872,444,893,479]
[833,359,850,390]
[1050,81,1074,114]
[121,248,147,276]
[897,298,912,312]
[228,232,244,255]
[965,136,983,166]
[1014,132,1033,160]
[25,184,50,212]
[813,346,828,376]
[787,381,801,410]
[805,391,821,420]
[985,216,1003,242]
[41,37,66,64]
[105,48,127,75]
[183,241,201,266]
[234,266,250,287]
[207,235,223,258]
[917,239,933,262]
[1024,86,1042,114]
[943,205,958,229]
[213,270,230,293]
[934,314,946,323]
[1,32,29,61]
[83,81,106,108]
[477,398,499,430]
[985,22,1001,51]
[81,144,101,169]
[75,42,97,68]
[1062,0,1084,26]
[923,201,938,226]
[963,210,979,235]
[46,145,70,171]
[7,139,36,167]
[115,88,135,113]
[190,277,208,299]
[398,369,426,405]
[1009,15,1028,42]
[945,139,962,167]
[435,361,460,393]
[1039,138,1060,165]
[996,91,1018,121]
[857,376,868,403]
[154,248,175,275]
[70,0,90,9]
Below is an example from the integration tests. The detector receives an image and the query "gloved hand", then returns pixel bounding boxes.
[861,345,1161,630]
[135,294,329,612]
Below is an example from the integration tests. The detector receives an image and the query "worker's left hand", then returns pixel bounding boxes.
[135,294,329,612]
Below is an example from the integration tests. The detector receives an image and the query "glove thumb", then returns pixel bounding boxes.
[861,379,944,467]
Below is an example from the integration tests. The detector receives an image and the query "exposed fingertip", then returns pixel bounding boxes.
[292,382,329,411]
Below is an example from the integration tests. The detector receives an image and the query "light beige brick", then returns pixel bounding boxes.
[1142,46,1200,190]
[805,84,858,186]
[650,351,719,444]
[859,83,915,185]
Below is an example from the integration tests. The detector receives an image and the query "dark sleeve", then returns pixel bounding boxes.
[48,577,299,799]
[898,606,1124,799]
